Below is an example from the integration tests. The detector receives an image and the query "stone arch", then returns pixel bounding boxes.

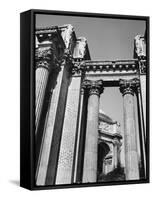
[97,141,110,177]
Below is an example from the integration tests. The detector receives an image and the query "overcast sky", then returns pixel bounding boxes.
[36,14,146,165]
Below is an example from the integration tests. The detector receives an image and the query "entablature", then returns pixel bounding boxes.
[72,59,144,83]
[73,59,139,73]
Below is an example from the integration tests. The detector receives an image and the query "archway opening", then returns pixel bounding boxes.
[97,142,110,179]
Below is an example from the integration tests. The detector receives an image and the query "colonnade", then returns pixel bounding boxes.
[81,78,145,182]
[35,56,146,183]
[35,46,146,184]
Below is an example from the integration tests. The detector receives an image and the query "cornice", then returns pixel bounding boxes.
[36,27,65,49]
[72,59,139,74]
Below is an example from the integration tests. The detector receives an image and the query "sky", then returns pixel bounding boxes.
[36,14,146,165]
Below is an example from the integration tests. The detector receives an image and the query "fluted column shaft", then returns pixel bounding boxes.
[35,66,49,133]
[83,80,104,183]
[36,62,69,186]
[35,46,54,135]
[120,79,139,180]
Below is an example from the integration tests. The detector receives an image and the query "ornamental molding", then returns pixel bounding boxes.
[72,59,139,74]
[139,59,146,74]
[82,79,104,96]
[35,44,62,72]
[36,26,65,47]
[35,46,54,70]
[119,78,140,96]
[71,60,84,76]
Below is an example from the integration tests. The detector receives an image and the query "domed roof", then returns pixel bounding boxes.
[99,110,117,125]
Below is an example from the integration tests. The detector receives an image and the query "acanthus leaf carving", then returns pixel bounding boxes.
[119,78,140,96]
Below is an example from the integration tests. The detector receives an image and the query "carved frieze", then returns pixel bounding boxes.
[72,59,139,75]
[99,122,121,135]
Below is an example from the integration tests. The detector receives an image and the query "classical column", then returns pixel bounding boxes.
[36,55,71,186]
[113,140,118,169]
[135,79,146,178]
[73,85,85,183]
[117,142,122,168]
[55,75,82,184]
[113,139,121,169]
[82,80,104,183]
[134,34,146,139]
[120,79,140,180]
[35,45,54,135]
[139,74,146,139]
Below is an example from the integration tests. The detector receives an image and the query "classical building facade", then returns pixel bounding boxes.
[35,24,147,186]
[98,111,122,178]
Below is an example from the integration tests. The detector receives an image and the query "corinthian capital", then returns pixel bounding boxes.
[119,78,140,96]
[35,45,55,71]
[82,80,104,96]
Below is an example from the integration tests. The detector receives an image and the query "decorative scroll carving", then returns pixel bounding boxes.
[139,60,146,74]
[35,46,54,71]
[119,78,140,96]
[35,42,64,73]
[82,80,104,96]
[71,61,84,76]
[134,79,140,93]
[35,26,67,72]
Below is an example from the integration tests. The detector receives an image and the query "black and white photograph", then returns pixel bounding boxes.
[34,11,149,188]
[0,0,153,198]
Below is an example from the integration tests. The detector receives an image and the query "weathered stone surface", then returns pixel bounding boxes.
[83,94,100,183]
[36,66,65,186]
[73,37,87,58]
[123,93,139,180]
[134,35,146,57]
[61,24,74,48]
[45,65,70,185]
[35,67,49,133]
[56,77,81,184]
[73,88,85,182]
[140,75,146,138]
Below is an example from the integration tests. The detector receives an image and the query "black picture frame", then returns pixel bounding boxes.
[20,9,150,190]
